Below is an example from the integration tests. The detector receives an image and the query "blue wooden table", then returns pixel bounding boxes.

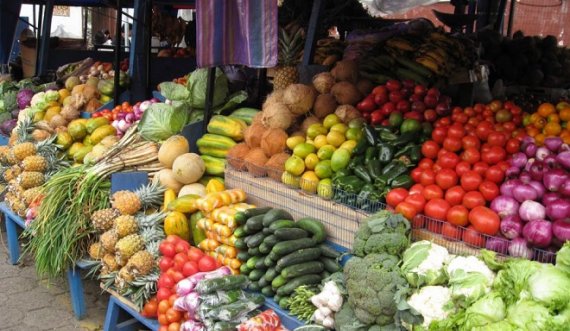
[0,134,8,146]
[104,295,159,331]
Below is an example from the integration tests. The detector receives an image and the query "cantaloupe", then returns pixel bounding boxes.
[159,135,190,168]
[178,183,207,197]
[172,153,205,184]
[153,169,183,192]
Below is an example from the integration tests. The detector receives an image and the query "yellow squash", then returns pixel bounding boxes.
[206,178,225,193]
[164,211,190,241]
[162,189,177,211]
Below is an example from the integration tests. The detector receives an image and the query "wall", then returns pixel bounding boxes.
[19,5,83,38]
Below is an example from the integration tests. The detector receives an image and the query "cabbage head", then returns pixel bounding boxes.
[446,256,495,306]
[400,241,450,287]
[461,293,506,330]
[137,102,188,142]
[187,68,228,109]
[555,241,570,275]
[506,300,556,331]
[526,264,570,311]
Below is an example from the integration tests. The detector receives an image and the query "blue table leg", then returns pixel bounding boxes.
[104,297,121,331]
[67,267,86,320]
[5,215,20,265]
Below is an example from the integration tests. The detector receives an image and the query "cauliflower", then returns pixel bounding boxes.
[352,210,410,257]
[446,256,495,282]
[406,286,453,328]
[401,241,450,287]
[446,256,496,306]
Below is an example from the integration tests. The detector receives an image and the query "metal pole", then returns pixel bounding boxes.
[506,0,516,37]
[114,0,122,106]
[37,0,54,76]
[203,67,217,134]
[301,0,323,66]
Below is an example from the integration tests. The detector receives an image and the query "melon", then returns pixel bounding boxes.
[153,169,183,192]
[172,153,205,184]
[158,135,190,168]
[178,183,207,197]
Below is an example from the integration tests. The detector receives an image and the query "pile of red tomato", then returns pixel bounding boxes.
[387,101,527,246]
[92,101,134,121]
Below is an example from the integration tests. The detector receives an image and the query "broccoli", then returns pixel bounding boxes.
[352,211,410,258]
[334,302,369,331]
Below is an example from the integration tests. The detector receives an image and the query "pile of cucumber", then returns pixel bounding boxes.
[233,207,342,308]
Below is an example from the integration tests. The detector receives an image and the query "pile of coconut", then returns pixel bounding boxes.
[227,60,371,180]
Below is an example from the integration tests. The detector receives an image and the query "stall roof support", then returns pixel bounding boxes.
[0,0,23,65]
[129,0,150,101]
[203,66,216,135]
[302,0,323,66]
[37,0,54,76]
[114,0,122,105]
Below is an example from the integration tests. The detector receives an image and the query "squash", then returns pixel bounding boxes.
[172,153,205,184]
[164,211,191,241]
[158,135,190,168]
[153,169,183,193]
[206,115,247,141]
[168,194,201,212]
[179,183,207,197]
[206,178,225,193]
[85,117,109,133]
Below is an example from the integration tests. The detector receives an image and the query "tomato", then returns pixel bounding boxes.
[469,206,500,235]
[173,253,189,268]
[455,161,471,177]
[435,168,458,190]
[463,226,487,248]
[143,299,158,318]
[412,214,425,228]
[481,146,506,164]
[421,141,440,159]
[420,169,436,186]
[158,274,175,289]
[442,223,462,241]
[472,162,489,176]
[171,270,184,283]
[168,294,178,306]
[431,127,448,144]
[455,112,469,124]
[460,171,483,191]
[159,257,173,272]
[484,165,504,184]
[445,186,466,206]
[479,181,499,201]
[487,132,507,147]
[426,218,443,234]
[396,202,418,220]
[411,167,423,183]
[182,261,199,277]
[158,314,168,326]
[157,287,172,302]
[165,235,181,244]
[438,152,459,169]
[386,188,409,207]
[175,240,191,253]
[462,191,486,209]
[405,194,426,213]
[418,158,434,169]
[198,255,217,272]
[481,143,491,154]
[158,300,170,314]
[475,121,494,141]
[168,323,181,331]
[461,147,481,164]
[443,137,462,152]
[166,308,182,323]
[432,163,443,172]
[187,247,204,262]
[461,135,481,150]
[424,198,450,220]
[497,161,510,172]
[409,184,424,196]
[423,184,444,200]
[92,112,102,118]
[446,205,469,226]
[505,138,521,155]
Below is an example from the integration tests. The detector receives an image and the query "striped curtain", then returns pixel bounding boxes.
[196,0,278,68]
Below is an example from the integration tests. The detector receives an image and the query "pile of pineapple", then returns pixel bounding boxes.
[88,182,166,299]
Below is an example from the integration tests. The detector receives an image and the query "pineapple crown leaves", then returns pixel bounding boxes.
[144,240,160,258]
[134,181,167,209]
[127,269,159,309]
[135,211,167,229]
[100,271,118,290]
[15,114,35,143]
[278,26,304,66]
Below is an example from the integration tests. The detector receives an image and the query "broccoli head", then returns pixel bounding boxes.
[334,302,369,331]
[353,211,410,258]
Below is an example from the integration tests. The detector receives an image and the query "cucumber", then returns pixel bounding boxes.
[255,256,268,270]
[236,251,250,261]
[323,257,341,273]
[262,234,279,247]
[319,243,341,258]
[258,277,268,288]
[249,269,265,281]
[234,211,248,225]
[262,227,273,235]
[261,285,275,297]
[268,220,297,232]
[234,226,247,238]
[259,242,271,254]
[247,282,261,292]
[276,274,322,296]
[234,238,247,250]
[281,261,324,279]
[276,247,322,271]
[264,255,275,268]
[245,214,264,231]
[274,228,308,240]
[271,275,287,289]
[297,218,327,243]
[321,271,331,279]
[262,209,294,227]
[279,297,290,309]
[247,232,266,248]
[246,256,261,269]
[195,275,248,294]
[239,264,251,274]
[241,207,272,220]
[248,247,260,256]
[243,223,258,235]
[264,267,279,282]
[273,294,282,303]
[271,238,316,258]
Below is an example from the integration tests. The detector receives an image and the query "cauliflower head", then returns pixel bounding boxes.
[400,240,450,287]
[406,286,453,328]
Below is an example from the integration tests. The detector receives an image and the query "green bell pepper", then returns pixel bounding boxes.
[378,144,394,164]
[348,155,364,170]
[365,146,376,163]
[376,128,398,143]
[367,159,383,182]
[391,175,413,189]
[383,160,408,184]
[364,125,379,146]
[381,160,400,176]
[392,131,420,147]
[335,175,365,194]
[332,168,353,184]
[354,165,372,183]
[357,183,382,204]
[352,136,368,155]
[409,145,422,163]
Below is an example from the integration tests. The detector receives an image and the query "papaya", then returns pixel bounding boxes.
[167,194,200,213]
[67,142,84,158]
[206,115,247,141]
[67,121,87,141]
[201,155,226,176]
[90,124,116,145]
[86,117,109,133]
[229,108,260,125]
[190,212,207,245]
[196,134,237,151]
[164,211,191,241]
[73,145,93,163]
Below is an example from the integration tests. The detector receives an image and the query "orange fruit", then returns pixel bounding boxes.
[168,323,181,331]
[562,133,570,145]
[534,117,547,129]
[158,300,170,314]
[547,113,560,123]
[560,108,570,122]
[537,103,556,117]
[526,126,539,137]
[166,308,182,323]
[535,133,546,145]
[158,314,168,325]
[544,122,562,136]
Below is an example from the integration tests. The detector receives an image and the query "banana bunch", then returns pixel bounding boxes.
[385,37,418,52]
[415,45,451,76]
[311,38,345,66]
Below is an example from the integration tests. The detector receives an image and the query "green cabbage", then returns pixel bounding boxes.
[471,320,517,331]
[461,293,506,330]
[492,259,541,306]
[555,241,570,275]
[187,68,228,109]
[158,82,190,101]
[137,102,189,142]
[527,264,570,311]
[506,300,556,331]
[448,271,492,307]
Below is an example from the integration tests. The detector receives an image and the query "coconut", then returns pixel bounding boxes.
[251,111,264,125]
[244,122,267,148]
[313,94,337,119]
[282,84,316,115]
[331,81,362,105]
[260,129,288,157]
[227,143,250,170]
[331,60,359,83]
[265,152,290,181]
[322,55,340,67]
[301,116,321,134]
[49,114,67,129]
[262,102,294,130]
[356,79,374,96]
[335,105,362,124]
[31,129,50,141]
[263,90,285,106]
[312,72,335,94]
[244,148,268,177]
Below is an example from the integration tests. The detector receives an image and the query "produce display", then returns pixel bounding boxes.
[0,79,41,136]
[524,101,570,145]
[93,99,159,137]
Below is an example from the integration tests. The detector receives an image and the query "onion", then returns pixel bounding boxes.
[500,217,523,239]
[139,100,152,111]
[560,178,570,196]
[528,181,545,199]
[519,200,546,222]
[552,219,570,242]
[521,136,535,150]
[510,152,528,169]
[524,143,537,157]
[524,158,535,172]
[545,199,570,220]
[543,169,568,192]
[116,112,126,121]
[556,151,570,170]
[519,172,532,184]
[500,179,522,198]
[486,237,510,254]
[529,160,545,181]
[544,137,563,152]
[559,144,570,152]
[542,192,560,206]
[523,219,552,248]
[117,119,130,132]
[513,184,538,202]
[543,155,558,170]
[535,146,551,161]
[508,237,534,259]
[490,196,520,218]
[150,98,160,103]
[125,113,135,123]
[505,166,520,178]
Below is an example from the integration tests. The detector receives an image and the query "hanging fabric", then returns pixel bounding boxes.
[195,0,278,68]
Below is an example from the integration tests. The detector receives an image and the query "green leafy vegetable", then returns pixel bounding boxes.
[527,264,570,311]
[158,82,190,101]
[492,259,541,306]
[187,68,229,109]
[137,103,189,142]
[461,293,506,330]
[555,241,570,275]
[446,256,495,307]
[506,300,556,331]
[400,241,450,288]
[352,210,410,257]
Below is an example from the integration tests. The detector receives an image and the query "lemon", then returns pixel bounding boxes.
[305,153,320,170]
[293,143,316,159]
[323,114,341,129]
[330,123,348,135]
[313,135,328,149]
[346,127,363,141]
[285,155,306,176]
[286,136,305,150]
[340,140,357,153]
[326,131,346,147]
[314,160,333,179]
[317,145,336,160]
[331,148,351,171]
[317,178,333,199]
[300,171,319,193]
[281,171,300,188]
[306,124,328,139]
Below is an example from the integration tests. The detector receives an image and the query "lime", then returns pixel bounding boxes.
[313,135,328,149]
[330,123,348,135]
[305,153,320,170]
[306,124,328,139]
[300,171,319,193]
[285,156,306,176]
[317,145,336,160]
[389,112,403,127]
[331,148,351,172]
[326,131,346,147]
[348,117,365,129]
[317,178,333,199]
[314,160,333,179]
[293,143,316,159]
[345,127,363,141]
[400,118,421,133]
[323,114,340,129]
[286,136,305,150]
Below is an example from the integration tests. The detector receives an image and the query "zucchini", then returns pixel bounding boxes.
[262,234,279,247]
[246,256,261,269]
[247,232,266,248]
[234,238,247,250]
[262,209,294,227]
[273,294,282,303]
[271,275,287,289]
[259,242,271,254]
[240,207,272,220]
[271,238,316,258]
[323,257,341,273]
[236,251,250,261]
[234,226,247,238]
[268,220,297,232]
[297,218,327,243]
[276,247,322,271]
[249,269,265,281]
[319,243,341,258]
[264,267,279,282]
[281,261,324,279]
[248,247,260,256]
[258,276,268,288]
[248,282,261,291]
[279,297,290,309]
[255,256,268,270]
[264,255,275,268]
[239,264,251,274]
[276,274,322,296]
[245,214,264,231]
[274,228,308,240]
[261,285,275,297]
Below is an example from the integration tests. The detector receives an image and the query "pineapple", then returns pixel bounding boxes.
[100,230,119,252]
[0,146,9,163]
[91,208,120,232]
[136,212,166,229]
[22,155,47,172]
[3,168,15,182]
[111,182,165,215]
[18,171,45,189]
[115,266,136,290]
[274,27,304,90]
[101,254,120,274]
[88,242,107,259]
[13,142,37,161]
[115,226,164,265]
[5,151,18,165]
[22,187,42,205]
[128,271,159,310]
[126,250,154,277]
[114,215,139,238]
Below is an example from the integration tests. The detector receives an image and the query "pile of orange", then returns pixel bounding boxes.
[524,102,570,145]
